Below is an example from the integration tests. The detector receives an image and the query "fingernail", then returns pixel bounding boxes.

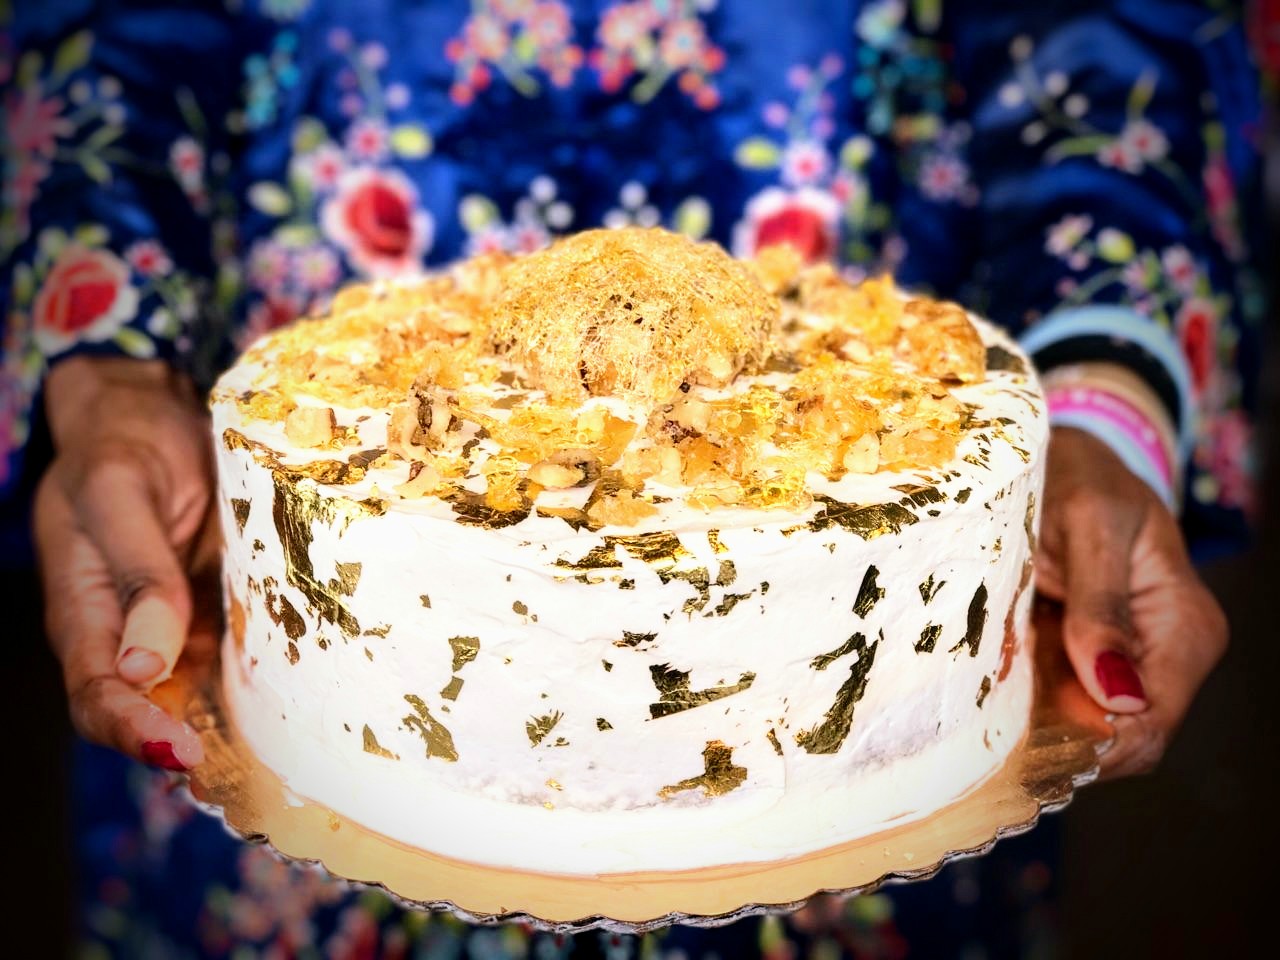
[117,647,166,685]
[1095,650,1146,704]
[141,740,188,772]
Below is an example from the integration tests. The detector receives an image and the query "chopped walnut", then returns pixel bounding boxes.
[527,449,600,489]
[395,461,441,499]
[842,432,880,474]
[284,406,337,448]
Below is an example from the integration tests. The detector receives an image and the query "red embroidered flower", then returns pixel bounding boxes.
[125,240,173,278]
[321,167,433,278]
[733,187,840,264]
[1175,297,1218,394]
[32,244,140,354]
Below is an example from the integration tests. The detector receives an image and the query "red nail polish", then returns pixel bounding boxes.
[1095,650,1146,702]
[141,740,187,772]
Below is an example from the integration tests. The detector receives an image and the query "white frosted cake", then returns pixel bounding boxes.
[212,229,1047,875]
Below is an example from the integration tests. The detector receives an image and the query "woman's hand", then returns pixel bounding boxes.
[35,356,215,770]
[1037,426,1228,778]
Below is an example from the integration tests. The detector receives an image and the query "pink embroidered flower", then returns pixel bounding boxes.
[1160,245,1198,296]
[464,13,510,60]
[527,2,573,49]
[359,42,388,70]
[659,18,708,70]
[32,244,140,354]
[4,84,71,159]
[1120,119,1168,162]
[762,101,789,128]
[8,157,50,208]
[467,225,511,256]
[780,140,832,188]
[247,239,292,294]
[541,45,584,87]
[125,240,173,278]
[295,245,342,293]
[328,27,353,52]
[918,152,971,202]
[492,0,535,20]
[169,137,205,191]
[599,2,658,51]
[1121,258,1149,293]
[1097,140,1142,174]
[733,187,841,264]
[344,118,389,161]
[510,221,550,253]
[1175,297,1218,394]
[308,144,346,190]
[321,167,433,278]
[1045,214,1092,258]
[1206,409,1254,512]
[1203,155,1246,261]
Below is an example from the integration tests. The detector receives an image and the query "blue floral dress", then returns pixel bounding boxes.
[1,1,1264,956]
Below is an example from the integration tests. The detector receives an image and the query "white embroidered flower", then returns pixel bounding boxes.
[1045,213,1093,258]
[780,140,832,188]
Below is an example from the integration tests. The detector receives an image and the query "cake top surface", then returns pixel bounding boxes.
[213,228,1044,532]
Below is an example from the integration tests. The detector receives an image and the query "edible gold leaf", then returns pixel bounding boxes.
[230,498,251,533]
[362,724,399,760]
[402,694,458,762]
[649,664,756,719]
[949,582,988,657]
[852,565,884,618]
[795,632,879,755]
[448,636,480,672]
[657,740,748,800]
[526,710,563,746]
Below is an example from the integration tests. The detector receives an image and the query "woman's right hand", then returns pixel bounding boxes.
[35,356,216,770]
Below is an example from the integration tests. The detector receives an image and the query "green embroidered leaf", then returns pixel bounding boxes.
[1126,70,1157,120]
[1096,229,1135,264]
[912,0,942,32]
[248,182,293,217]
[73,223,109,247]
[84,124,124,151]
[12,263,34,306]
[113,327,157,358]
[16,51,43,88]
[80,154,111,185]
[274,224,320,247]
[292,117,329,155]
[512,31,538,64]
[459,194,500,233]
[37,228,69,262]
[734,137,782,169]
[672,197,711,240]
[51,31,93,81]
[390,124,433,159]
[839,136,873,169]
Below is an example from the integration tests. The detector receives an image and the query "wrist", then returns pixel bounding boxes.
[1042,364,1180,509]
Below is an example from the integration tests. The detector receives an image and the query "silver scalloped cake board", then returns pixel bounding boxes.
[154,602,1112,934]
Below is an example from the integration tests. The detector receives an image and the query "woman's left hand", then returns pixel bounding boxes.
[1036,426,1228,778]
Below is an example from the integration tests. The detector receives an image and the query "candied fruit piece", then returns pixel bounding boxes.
[897,298,986,383]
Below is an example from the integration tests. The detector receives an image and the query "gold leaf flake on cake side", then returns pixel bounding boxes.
[916,624,942,653]
[766,728,784,756]
[810,633,866,671]
[439,677,464,701]
[976,675,993,708]
[270,471,386,638]
[333,562,362,596]
[803,496,920,540]
[447,636,480,672]
[614,631,657,649]
[852,565,884,619]
[402,695,459,762]
[362,724,400,760]
[949,582,989,658]
[526,711,564,747]
[596,717,613,731]
[918,574,945,604]
[795,632,880,755]
[648,664,756,719]
[230,498,251,533]
[985,344,1029,375]
[657,740,748,800]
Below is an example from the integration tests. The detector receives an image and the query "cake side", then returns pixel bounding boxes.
[214,313,1046,875]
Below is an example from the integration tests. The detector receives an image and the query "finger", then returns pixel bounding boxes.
[1060,498,1148,714]
[35,474,204,768]
[74,448,191,688]
[1099,571,1227,779]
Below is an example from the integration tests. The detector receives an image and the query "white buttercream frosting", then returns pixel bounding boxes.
[213,312,1046,875]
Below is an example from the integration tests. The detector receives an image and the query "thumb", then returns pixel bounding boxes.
[76,456,192,688]
[1061,510,1149,714]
